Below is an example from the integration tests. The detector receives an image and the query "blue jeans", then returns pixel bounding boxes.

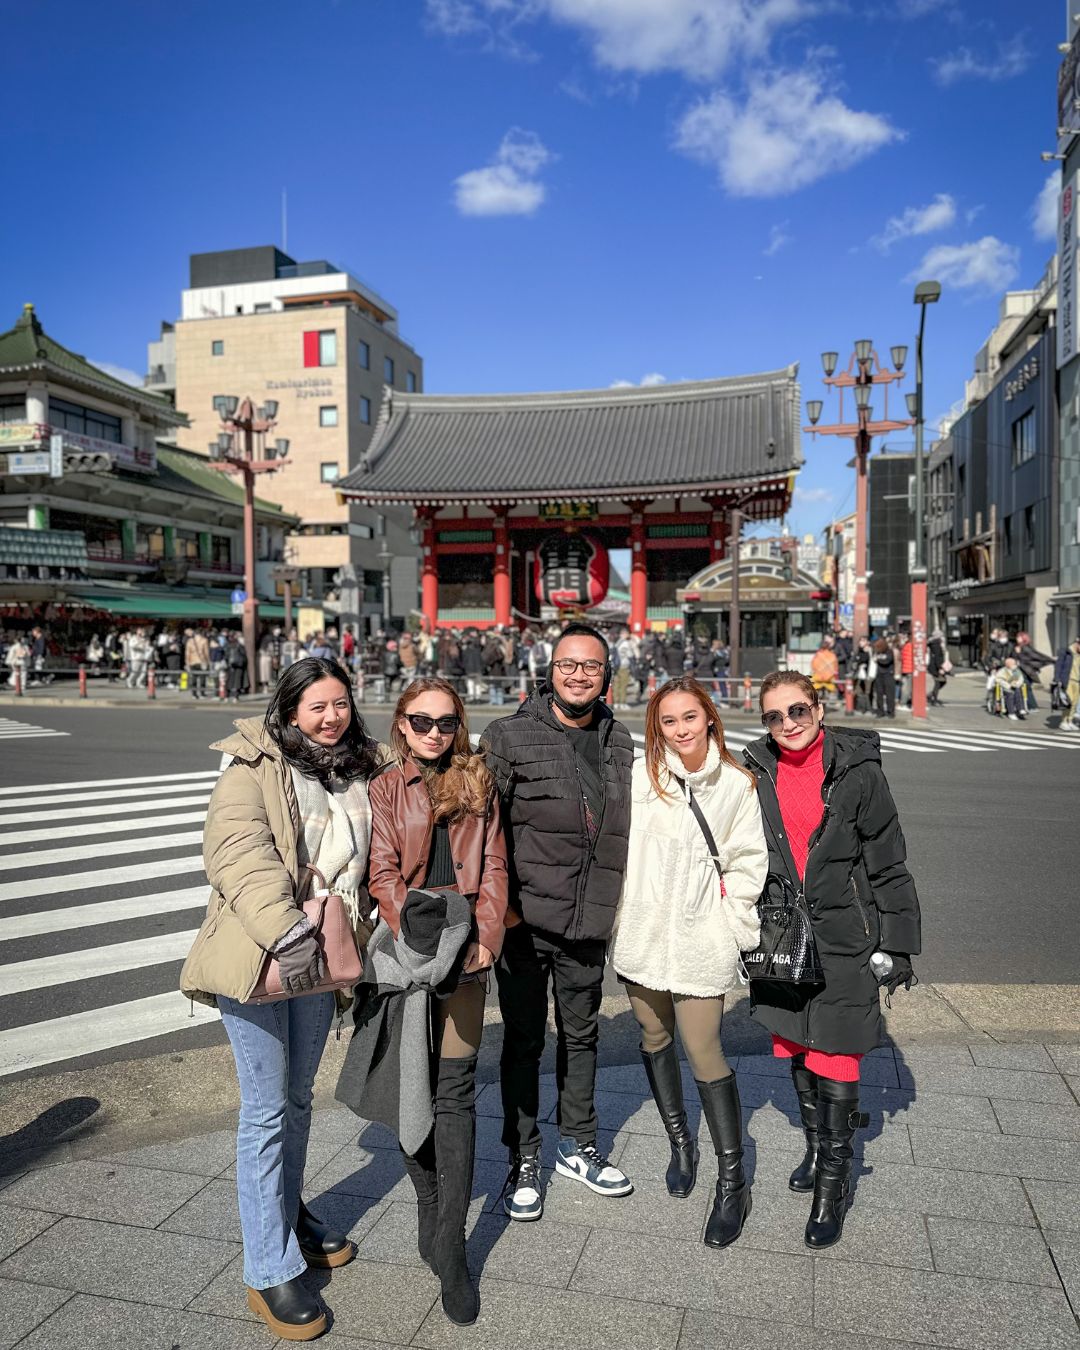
[218,992,334,1289]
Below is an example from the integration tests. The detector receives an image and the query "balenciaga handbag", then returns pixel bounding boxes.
[742,875,825,985]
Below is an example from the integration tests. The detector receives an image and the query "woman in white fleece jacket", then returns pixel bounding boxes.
[613,677,767,1250]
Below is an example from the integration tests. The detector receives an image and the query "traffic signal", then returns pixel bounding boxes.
[780,545,794,581]
[64,452,112,474]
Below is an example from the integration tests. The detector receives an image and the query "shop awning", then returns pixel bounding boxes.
[66,589,288,620]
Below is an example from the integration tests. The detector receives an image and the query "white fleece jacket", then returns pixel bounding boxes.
[612,740,768,998]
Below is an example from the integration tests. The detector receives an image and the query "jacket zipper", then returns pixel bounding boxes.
[570,720,608,941]
[850,875,870,936]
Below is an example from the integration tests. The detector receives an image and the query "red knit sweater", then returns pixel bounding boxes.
[775,732,826,880]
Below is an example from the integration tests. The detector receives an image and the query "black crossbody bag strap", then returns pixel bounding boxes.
[672,776,724,885]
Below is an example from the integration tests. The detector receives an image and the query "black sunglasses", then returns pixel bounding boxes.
[404,712,461,735]
[761,702,816,731]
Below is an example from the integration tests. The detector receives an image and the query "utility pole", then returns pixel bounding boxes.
[909,280,942,720]
[728,505,742,679]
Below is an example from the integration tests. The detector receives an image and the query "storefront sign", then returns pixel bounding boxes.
[538,501,597,521]
[1004,355,1039,401]
[46,426,156,474]
[1059,29,1080,142]
[1059,174,1078,369]
[0,423,46,447]
[534,530,610,609]
[1,451,50,475]
[265,377,334,402]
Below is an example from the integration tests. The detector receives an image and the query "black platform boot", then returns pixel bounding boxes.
[400,1134,440,1274]
[295,1198,356,1270]
[433,1055,480,1325]
[697,1074,751,1249]
[804,1077,868,1249]
[641,1043,698,1198]
[246,1276,327,1341]
[788,1054,819,1193]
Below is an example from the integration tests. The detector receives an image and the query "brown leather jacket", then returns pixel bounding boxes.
[367,759,508,956]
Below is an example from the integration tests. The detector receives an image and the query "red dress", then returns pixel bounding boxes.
[770,732,862,1083]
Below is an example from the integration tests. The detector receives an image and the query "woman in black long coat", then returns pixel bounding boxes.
[742,670,920,1249]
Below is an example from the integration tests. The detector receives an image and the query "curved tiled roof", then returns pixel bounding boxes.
[337,367,802,504]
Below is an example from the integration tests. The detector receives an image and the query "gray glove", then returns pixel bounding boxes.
[274,934,323,994]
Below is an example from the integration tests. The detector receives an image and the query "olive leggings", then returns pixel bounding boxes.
[625,982,730,1082]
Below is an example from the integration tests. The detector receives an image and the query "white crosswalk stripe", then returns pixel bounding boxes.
[0,717,70,741]
[630,722,1080,757]
[0,767,221,1077]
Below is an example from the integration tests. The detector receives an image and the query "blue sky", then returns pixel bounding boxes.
[3,0,1064,541]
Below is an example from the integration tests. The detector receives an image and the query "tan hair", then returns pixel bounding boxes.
[391,678,493,822]
[644,677,755,800]
[758,669,818,710]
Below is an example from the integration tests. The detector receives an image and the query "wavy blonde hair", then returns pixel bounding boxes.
[391,677,493,822]
[645,676,756,800]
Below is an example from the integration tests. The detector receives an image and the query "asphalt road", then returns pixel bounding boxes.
[0,700,1077,1083]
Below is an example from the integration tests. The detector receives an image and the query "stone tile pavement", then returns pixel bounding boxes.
[1,1042,1079,1349]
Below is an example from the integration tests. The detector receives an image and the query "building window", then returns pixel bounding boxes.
[319,405,338,428]
[212,534,232,569]
[1003,514,1013,556]
[1024,505,1036,552]
[254,302,272,314]
[1011,409,1036,467]
[358,340,370,369]
[211,339,224,356]
[303,330,337,367]
[384,356,395,384]
[0,394,24,424]
[407,370,417,393]
[360,396,371,424]
[48,396,122,444]
[320,462,340,483]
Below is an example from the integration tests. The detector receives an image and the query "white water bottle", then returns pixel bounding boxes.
[869,951,893,983]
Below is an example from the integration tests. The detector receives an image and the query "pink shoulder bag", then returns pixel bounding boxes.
[246,865,365,1004]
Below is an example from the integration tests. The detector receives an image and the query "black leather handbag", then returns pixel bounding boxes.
[742,875,825,985]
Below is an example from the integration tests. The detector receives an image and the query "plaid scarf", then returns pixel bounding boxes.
[289,766,372,928]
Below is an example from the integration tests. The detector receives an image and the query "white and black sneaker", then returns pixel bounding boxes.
[503,1152,543,1221]
[554,1138,633,1196]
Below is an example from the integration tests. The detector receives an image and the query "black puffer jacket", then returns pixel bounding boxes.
[742,726,921,1055]
[480,689,634,941]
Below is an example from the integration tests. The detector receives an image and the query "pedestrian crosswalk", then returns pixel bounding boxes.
[0,769,221,1078]
[0,716,70,741]
[631,720,1080,757]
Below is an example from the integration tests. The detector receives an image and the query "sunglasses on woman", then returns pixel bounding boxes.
[404,712,461,735]
[761,702,816,731]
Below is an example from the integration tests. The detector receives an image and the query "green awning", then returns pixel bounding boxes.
[70,591,287,620]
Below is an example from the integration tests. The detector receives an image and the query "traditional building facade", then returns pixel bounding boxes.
[335,369,802,636]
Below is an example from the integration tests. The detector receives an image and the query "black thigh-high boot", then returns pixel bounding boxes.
[400,1134,439,1274]
[641,1043,698,1198]
[788,1055,819,1193]
[433,1056,480,1325]
[804,1077,868,1249]
[696,1074,751,1248]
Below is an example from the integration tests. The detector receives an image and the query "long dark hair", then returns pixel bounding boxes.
[264,657,378,783]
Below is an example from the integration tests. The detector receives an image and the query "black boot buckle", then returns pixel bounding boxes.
[848,1109,869,1129]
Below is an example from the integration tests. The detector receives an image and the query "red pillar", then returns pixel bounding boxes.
[421,514,439,633]
[911,582,928,718]
[493,512,511,627]
[853,431,870,645]
[630,507,647,636]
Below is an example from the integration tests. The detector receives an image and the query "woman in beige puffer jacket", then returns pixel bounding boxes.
[180,656,385,1342]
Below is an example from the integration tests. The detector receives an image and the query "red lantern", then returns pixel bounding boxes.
[534,529,610,609]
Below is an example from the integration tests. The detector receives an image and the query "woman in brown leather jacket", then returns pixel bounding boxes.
[367,677,507,1326]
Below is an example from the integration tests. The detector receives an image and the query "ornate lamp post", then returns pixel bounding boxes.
[804,344,912,646]
[208,396,290,697]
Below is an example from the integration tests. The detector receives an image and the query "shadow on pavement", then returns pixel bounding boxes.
[0,1095,100,1175]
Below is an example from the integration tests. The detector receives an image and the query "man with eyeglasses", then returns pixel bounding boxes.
[481,622,635,1221]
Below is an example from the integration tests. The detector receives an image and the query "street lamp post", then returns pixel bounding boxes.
[804,345,913,646]
[377,539,393,630]
[208,396,290,698]
[909,280,942,720]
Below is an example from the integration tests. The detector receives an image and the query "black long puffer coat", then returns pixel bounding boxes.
[480,689,634,942]
[742,726,921,1055]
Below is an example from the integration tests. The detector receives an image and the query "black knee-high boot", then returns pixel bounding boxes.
[804,1077,868,1249]
[641,1043,698,1198]
[400,1134,439,1274]
[788,1055,818,1193]
[433,1055,479,1325]
[696,1074,751,1248]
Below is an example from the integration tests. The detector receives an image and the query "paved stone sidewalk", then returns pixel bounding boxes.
[2,1041,1079,1350]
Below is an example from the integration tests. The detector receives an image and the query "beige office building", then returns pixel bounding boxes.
[159,246,423,629]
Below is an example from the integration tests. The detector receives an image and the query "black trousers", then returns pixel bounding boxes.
[873,671,895,715]
[495,922,606,1155]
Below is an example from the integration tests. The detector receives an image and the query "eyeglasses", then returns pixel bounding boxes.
[552,658,605,677]
[403,712,461,735]
[761,702,816,731]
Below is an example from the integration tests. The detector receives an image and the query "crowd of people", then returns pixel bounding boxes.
[808,626,953,717]
[181,627,922,1340]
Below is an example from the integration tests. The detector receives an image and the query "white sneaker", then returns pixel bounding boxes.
[1008,713,1019,721]
[503,1153,543,1221]
[1062,720,1078,732]
[555,1138,633,1196]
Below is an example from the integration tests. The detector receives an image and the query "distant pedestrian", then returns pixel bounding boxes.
[744,671,920,1250]
[1053,636,1080,730]
[871,638,895,718]
[225,633,248,702]
[181,657,382,1341]
[927,631,949,707]
[184,627,211,699]
[1014,631,1053,711]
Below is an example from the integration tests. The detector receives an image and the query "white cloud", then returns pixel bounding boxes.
[871,193,956,252]
[763,221,792,256]
[90,359,144,387]
[426,0,815,81]
[907,236,1019,296]
[453,129,554,216]
[930,34,1030,86]
[794,485,833,503]
[610,372,668,388]
[675,69,901,197]
[1031,174,1059,243]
